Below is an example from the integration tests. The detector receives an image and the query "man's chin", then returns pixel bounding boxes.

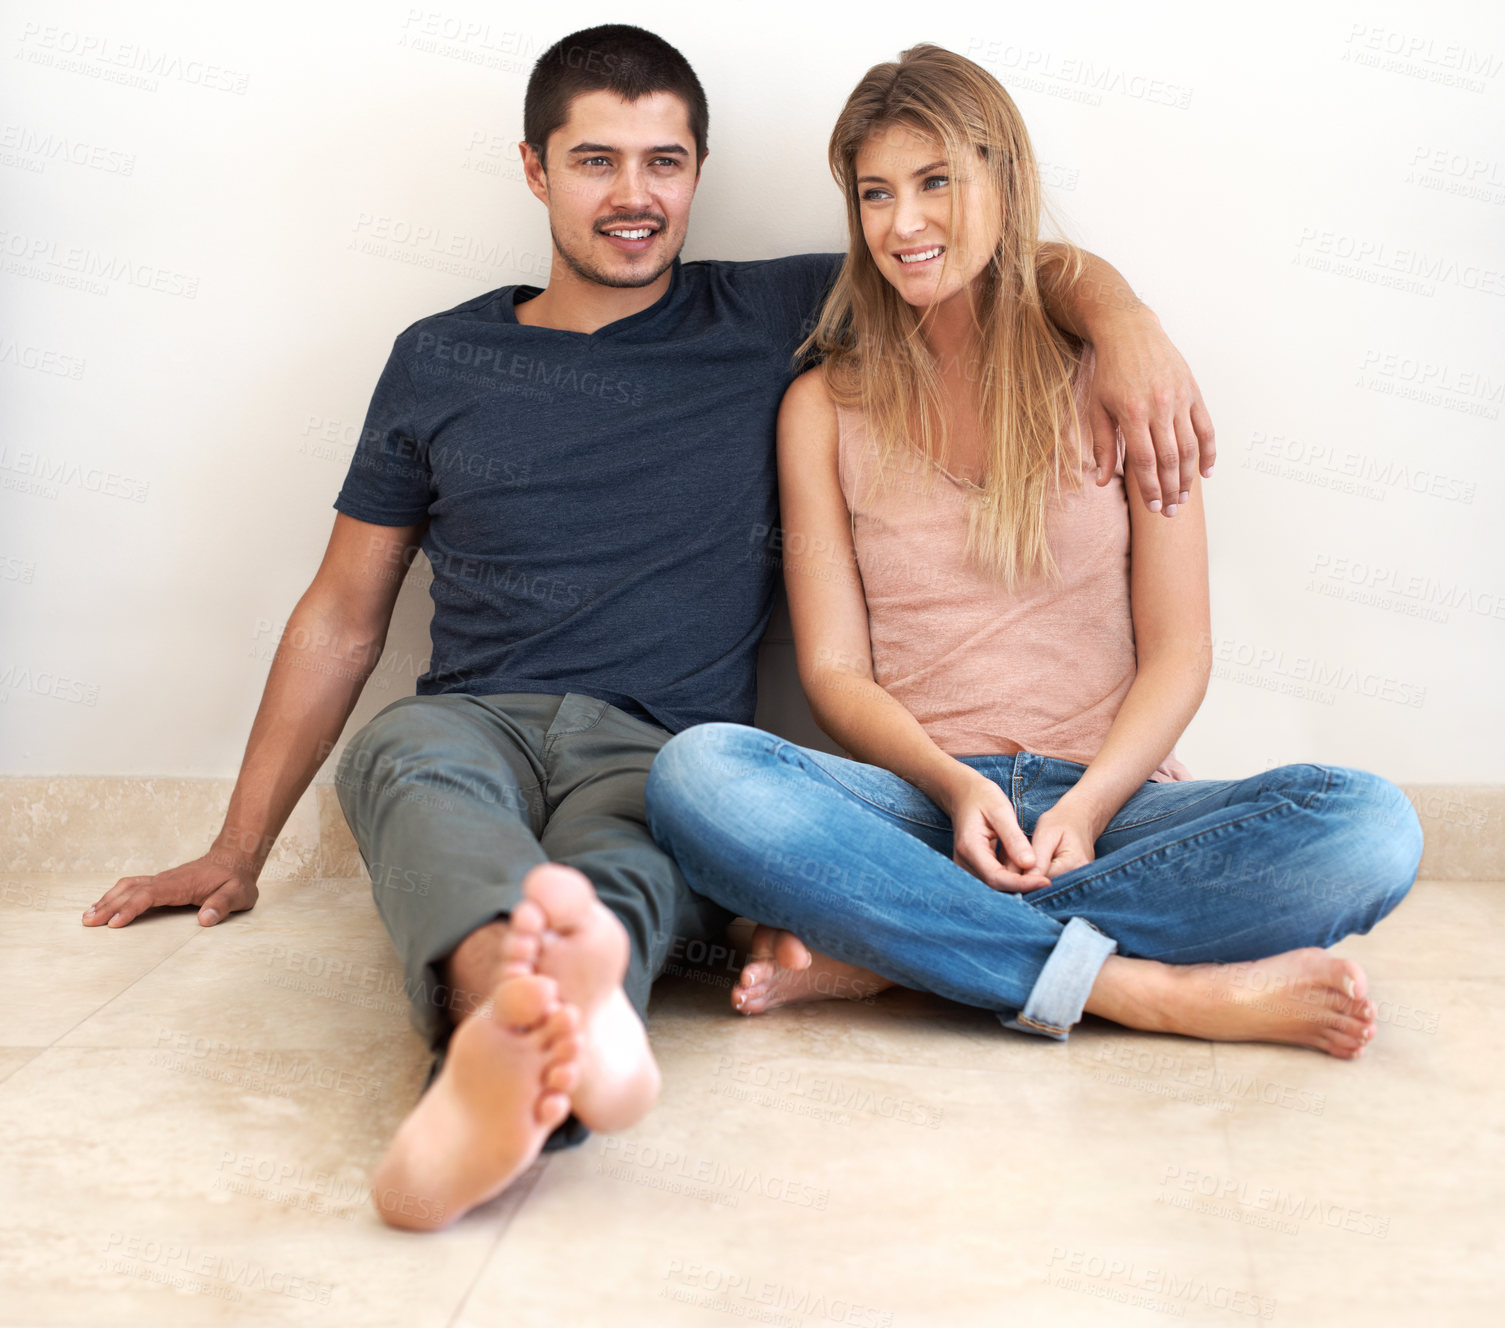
[589,264,674,290]
[554,236,680,290]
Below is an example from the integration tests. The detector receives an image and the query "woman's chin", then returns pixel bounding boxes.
[882,273,940,302]
[887,281,966,312]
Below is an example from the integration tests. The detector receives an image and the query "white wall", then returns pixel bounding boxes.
[2,0,1501,783]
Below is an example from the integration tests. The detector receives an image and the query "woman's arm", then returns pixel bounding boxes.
[1029,466,1212,876]
[777,369,1047,891]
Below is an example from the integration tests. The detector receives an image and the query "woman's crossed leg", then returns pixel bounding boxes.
[644,724,1423,1060]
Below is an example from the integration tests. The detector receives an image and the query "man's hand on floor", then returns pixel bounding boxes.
[82,851,260,929]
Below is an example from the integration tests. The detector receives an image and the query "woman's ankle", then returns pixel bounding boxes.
[1082,954,1177,1034]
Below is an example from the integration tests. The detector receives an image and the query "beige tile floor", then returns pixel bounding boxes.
[2,872,1502,1327]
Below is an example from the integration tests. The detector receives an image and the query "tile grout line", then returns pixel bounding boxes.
[1209,1042,1265,1302]
[444,1155,555,1328]
[0,1046,45,1087]
[42,923,208,1055]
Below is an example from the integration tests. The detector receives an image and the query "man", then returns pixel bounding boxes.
[82,25,1216,1228]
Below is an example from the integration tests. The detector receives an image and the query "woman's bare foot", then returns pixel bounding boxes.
[498,864,660,1134]
[371,973,581,1231]
[1086,947,1379,1059]
[733,924,893,1015]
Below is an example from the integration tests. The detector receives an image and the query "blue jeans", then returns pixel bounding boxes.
[643,724,1423,1038]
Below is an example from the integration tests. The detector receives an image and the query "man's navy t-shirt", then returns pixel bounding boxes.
[333,253,840,735]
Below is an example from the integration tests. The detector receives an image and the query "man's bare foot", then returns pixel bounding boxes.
[733,924,893,1015]
[1087,948,1378,1059]
[498,864,660,1134]
[371,973,581,1231]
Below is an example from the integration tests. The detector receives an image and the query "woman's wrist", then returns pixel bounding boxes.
[925,761,991,817]
[1049,785,1116,841]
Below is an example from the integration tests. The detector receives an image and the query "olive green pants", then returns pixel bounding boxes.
[334,691,733,1150]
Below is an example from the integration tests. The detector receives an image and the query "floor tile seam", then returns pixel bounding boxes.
[36,927,207,1055]
[445,1158,555,1328]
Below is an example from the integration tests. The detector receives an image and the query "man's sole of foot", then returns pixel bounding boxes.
[1101,947,1378,1060]
[370,973,580,1231]
[734,924,893,1015]
[498,863,661,1134]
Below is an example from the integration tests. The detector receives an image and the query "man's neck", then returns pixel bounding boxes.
[514,261,675,334]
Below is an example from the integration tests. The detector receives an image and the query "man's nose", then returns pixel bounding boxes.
[609,163,653,212]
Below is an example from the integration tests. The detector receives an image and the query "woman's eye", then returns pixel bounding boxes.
[861,188,891,203]
[923,175,950,190]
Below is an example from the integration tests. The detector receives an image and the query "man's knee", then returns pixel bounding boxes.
[338,700,534,821]
[335,700,432,797]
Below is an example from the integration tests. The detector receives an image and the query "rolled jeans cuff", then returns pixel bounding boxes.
[999,916,1118,1040]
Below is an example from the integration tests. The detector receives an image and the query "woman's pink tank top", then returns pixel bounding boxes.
[834,390,1190,782]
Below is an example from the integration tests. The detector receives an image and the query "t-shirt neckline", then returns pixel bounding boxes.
[505,256,681,339]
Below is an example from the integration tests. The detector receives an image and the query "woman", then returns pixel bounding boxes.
[644,45,1421,1057]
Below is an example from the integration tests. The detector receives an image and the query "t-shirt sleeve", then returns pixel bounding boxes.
[332,336,433,526]
[743,253,843,354]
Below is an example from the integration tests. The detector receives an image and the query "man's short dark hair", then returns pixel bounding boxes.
[524,25,709,168]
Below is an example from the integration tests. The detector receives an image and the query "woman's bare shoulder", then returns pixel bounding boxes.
[782,365,837,413]
[779,366,840,452]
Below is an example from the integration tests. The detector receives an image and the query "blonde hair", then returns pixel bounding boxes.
[801,43,1087,589]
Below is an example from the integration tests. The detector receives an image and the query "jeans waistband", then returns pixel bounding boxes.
[956,750,1047,804]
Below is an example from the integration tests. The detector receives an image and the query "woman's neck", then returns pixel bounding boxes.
[917,289,985,380]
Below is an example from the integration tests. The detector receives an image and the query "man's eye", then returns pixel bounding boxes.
[650,157,681,168]
[581,156,610,167]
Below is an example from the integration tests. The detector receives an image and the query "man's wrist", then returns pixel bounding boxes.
[1082,288,1158,344]
[210,823,275,874]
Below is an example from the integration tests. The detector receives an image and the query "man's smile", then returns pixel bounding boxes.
[599,218,664,253]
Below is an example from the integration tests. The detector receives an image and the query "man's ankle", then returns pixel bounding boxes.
[442,917,514,1024]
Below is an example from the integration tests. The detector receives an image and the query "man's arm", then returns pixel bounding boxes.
[82,513,427,929]
[1039,244,1217,515]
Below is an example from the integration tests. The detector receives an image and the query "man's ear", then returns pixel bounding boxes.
[520,141,549,205]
